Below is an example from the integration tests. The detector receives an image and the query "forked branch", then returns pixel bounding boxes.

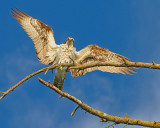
[1,61,160,101]
[1,61,160,127]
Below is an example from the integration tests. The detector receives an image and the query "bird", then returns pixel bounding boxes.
[11,8,136,90]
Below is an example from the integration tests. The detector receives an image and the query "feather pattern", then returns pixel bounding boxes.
[70,45,136,77]
[11,8,58,65]
[11,9,137,90]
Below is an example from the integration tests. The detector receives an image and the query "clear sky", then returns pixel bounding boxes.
[1,0,160,128]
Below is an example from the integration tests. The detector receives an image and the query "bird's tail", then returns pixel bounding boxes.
[52,68,67,90]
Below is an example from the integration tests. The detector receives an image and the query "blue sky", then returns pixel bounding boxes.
[1,0,160,128]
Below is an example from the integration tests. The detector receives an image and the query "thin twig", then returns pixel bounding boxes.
[71,105,80,116]
[38,78,160,128]
[104,122,116,128]
[122,123,128,128]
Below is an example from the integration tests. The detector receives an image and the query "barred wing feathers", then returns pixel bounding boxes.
[71,45,136,77]
[11,9,58,65]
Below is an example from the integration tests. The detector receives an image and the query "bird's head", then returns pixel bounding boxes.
[65,37,74,47]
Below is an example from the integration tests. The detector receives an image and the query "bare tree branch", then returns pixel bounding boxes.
[69,61,160,70]
[1,61,160,101]
[1,61,160,127]
[38,78,160,128]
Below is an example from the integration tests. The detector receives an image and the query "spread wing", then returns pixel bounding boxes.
[11,8,58,65]
[70,45,136,77]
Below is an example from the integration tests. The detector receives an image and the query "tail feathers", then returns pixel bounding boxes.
[52,68,67,90]
[53,78,64,90]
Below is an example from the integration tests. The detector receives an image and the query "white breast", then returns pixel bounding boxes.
[56,44,76,64]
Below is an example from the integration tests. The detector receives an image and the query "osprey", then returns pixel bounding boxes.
[11,9,136,90]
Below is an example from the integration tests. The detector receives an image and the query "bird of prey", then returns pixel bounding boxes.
[11,9,136,90]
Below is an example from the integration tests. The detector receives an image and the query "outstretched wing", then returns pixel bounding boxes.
[70,45,136,77]
[11,8,58,65]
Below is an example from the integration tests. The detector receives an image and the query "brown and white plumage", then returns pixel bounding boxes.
[11,8,58,65]
[70,45,136,77]
[11,9,136,90]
